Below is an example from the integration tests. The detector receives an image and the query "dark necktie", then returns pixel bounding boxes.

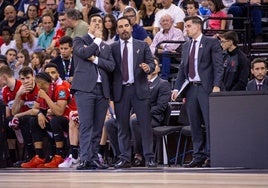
[122,40,129,82]
[189,40,197,79]
[257,84,262,91]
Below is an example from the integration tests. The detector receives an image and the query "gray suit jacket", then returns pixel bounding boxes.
[175,35,224,94]
[71,34,115,98]
[110,38,155,102]
[246,76,268,91]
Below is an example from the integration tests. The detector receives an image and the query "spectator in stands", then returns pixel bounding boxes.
[137,0,159,39]
[65,9,89,38]
[0,5,25,36]
[199,0,211,16]
[207,0,227,30]
[64,0,77,11]
[31,51,45,74]
[38,13,55,50]
[51,36,75,83]
[0,27,16,55]
[17,0,39,17]
[123,7,152,45]
[50,12,67,49]
[46,0,59,27]
[150,14,185,80]
[11,67,40,167]
[186,0,204,20]
[81,0,102,23]
[0,65,22,166]
[17,49,31,67]
[228,0,263,42]
[103,0,120,19]
[6,48,20,79]
[130,57,171,166]
[117,0,131,18]
[103,14,117,45]
[0,0,10,22]
[14,24,38,55]
[153,0,185,35]
[23,4,40,37]
[247,58,268,91]
[220,31,249,91]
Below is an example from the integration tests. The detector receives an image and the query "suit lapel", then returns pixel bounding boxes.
[198,36,206,67]
[133,39,138,69]
[84,34,93,46]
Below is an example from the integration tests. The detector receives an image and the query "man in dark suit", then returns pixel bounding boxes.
[130,57,171,166]
[171,16,224,168]
[51,36,75,83]
[71,14,115,170]
[110,17,156,168]
[247,58,268,91]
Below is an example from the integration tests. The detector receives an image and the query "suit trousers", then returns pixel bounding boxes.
[185,84,210,161]
[75,84,108,162]
[114,85,154,162]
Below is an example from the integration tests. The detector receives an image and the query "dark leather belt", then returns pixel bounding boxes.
[189,81,202,86]
[123,83,134,86]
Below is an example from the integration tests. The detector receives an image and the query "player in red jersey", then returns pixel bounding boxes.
[11,67,39,166]
[0,65,22,165]
[44,63,80,168]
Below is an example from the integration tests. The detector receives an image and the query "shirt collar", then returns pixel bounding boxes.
[119,37,133,45]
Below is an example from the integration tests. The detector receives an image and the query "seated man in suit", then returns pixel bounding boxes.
[246,58,268,91]
[130,57,171,166]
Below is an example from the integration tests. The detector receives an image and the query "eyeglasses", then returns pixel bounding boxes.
[46,4,55,6]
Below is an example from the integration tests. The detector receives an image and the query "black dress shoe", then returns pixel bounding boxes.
[146,158,157,168]
[76,160,93,170]
[132,157,145,167]
[183,159,204,168]
[202,159,210,168]
[114,159,131,169]
[90,160,109,169]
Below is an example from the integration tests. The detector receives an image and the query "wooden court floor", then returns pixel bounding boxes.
[0,167,268,188]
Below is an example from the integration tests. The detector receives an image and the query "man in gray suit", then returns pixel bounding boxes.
[247,58,268,91]
[171,16,224,168]
[110,17,156,168]
[71,14,115,170]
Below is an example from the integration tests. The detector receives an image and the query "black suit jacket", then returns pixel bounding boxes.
[149,76,171,126]
[71,34,115,98]
[175,35,224,94]
[51,55,75,80]
[110,38,155,102]
[246,76,268,91]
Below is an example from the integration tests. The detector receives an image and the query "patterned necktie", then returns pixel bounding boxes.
[122,40,129,82]
[189,40,197,79]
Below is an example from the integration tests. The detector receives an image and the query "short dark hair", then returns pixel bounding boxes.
[35,71,52,83]
[123,7,136,16]
[251,58,268,69]
[59,36,73,47]
[44,63,59,72]
[88,13,103,25]
[221,31,239,46]
[1,26,12,36]
[184,16,203,27]
[187,0,199,9]
[19,66,34,77]
[117,16,131,27]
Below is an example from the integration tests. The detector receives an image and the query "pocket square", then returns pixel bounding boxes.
[137,49,140,54]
